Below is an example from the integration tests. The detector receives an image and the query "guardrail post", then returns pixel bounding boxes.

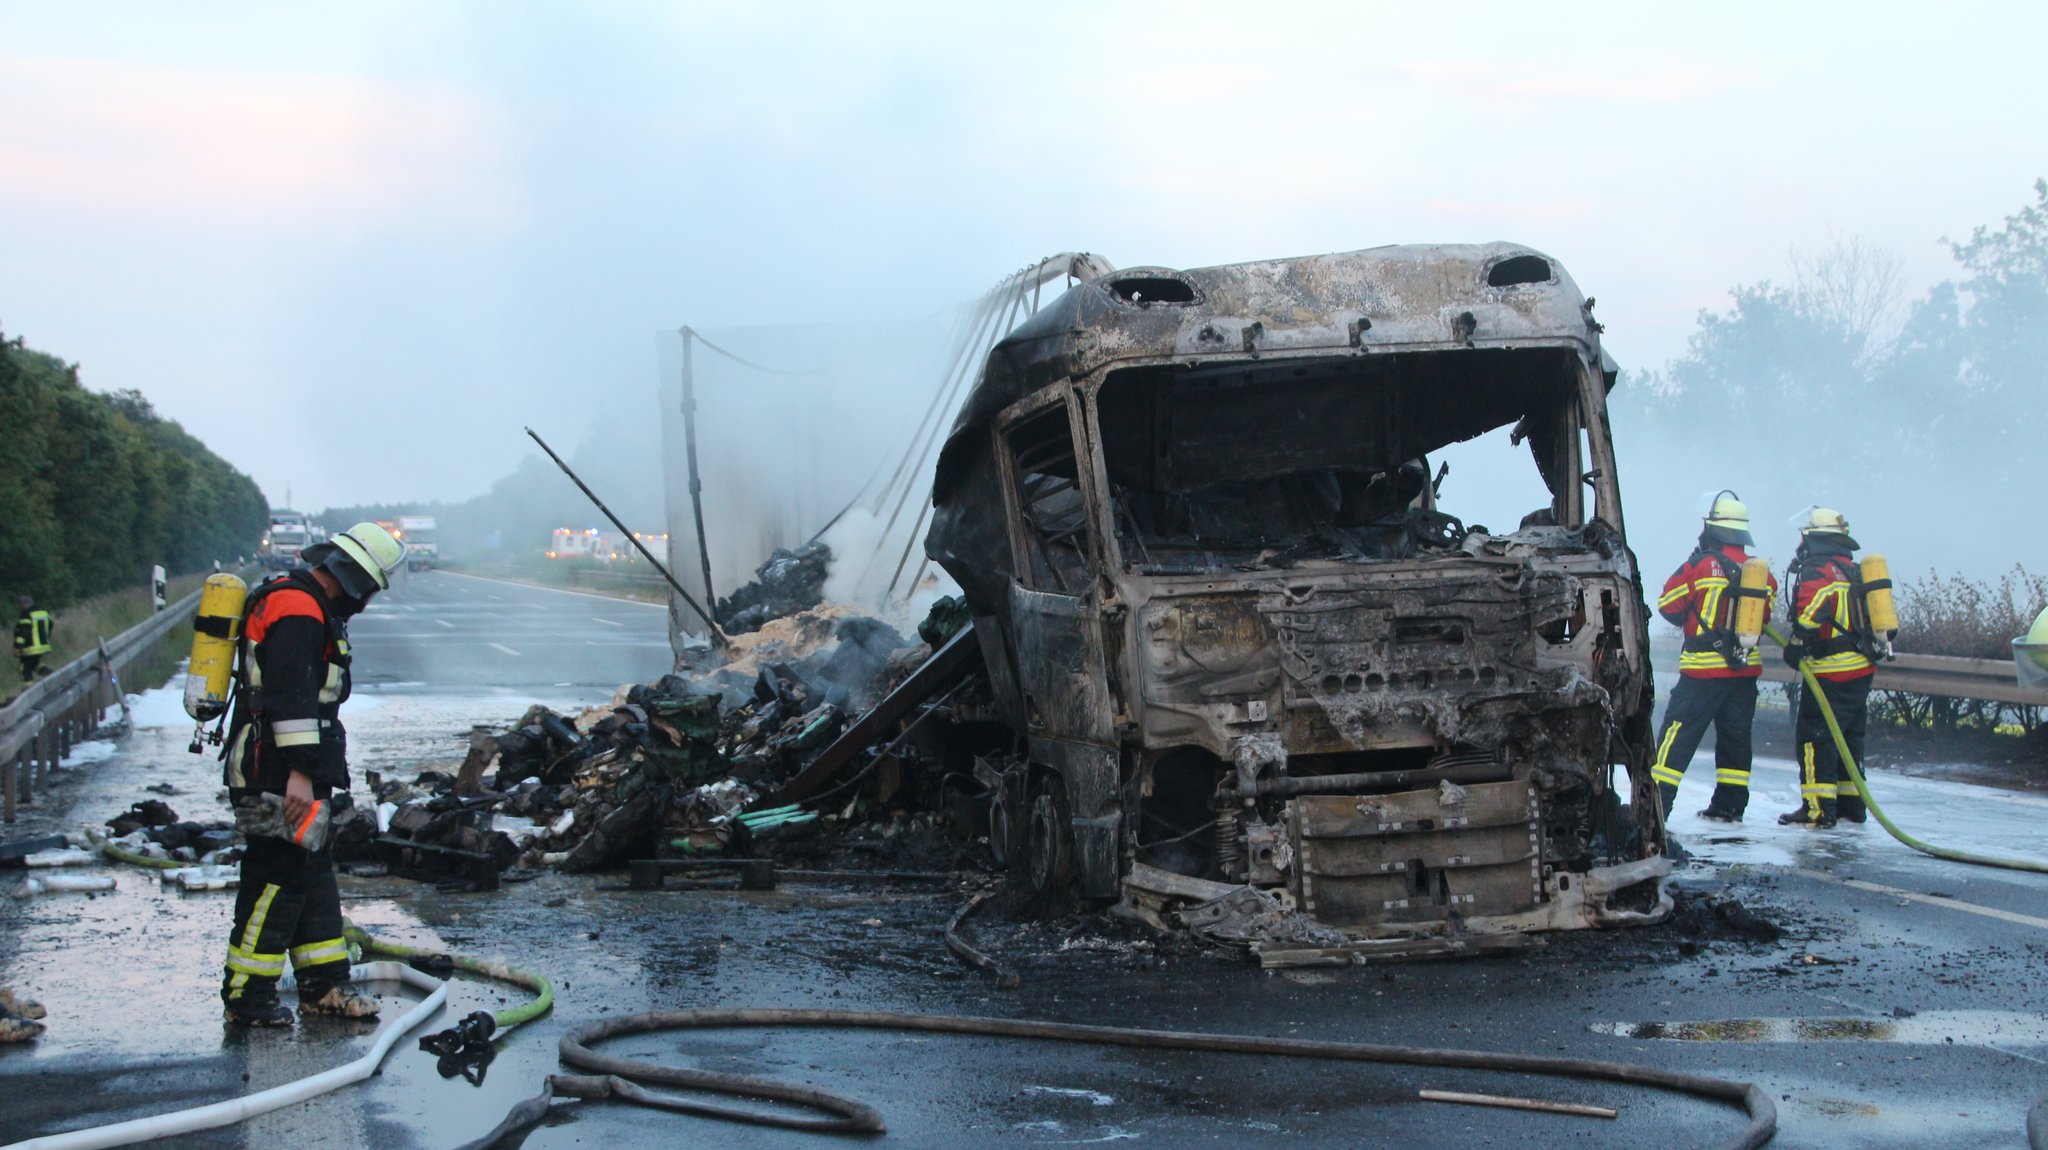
[21,728,38,806]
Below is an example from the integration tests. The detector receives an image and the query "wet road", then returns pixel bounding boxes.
[349,568,675,692]
[2,580,2046,1149]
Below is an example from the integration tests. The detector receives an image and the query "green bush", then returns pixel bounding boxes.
[0,329,266,616]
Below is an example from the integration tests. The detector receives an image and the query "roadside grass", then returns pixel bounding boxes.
[2,571,212,700]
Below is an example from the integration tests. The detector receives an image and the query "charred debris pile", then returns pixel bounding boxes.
[338,553,992,891]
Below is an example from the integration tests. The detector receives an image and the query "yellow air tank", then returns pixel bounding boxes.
[1733,557,1772,647]
[184,573,248,724]
[1859,554,1898,635]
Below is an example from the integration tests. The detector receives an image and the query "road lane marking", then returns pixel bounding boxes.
[592,617,623,627]
[1795,868,2048,932]
[431,570,667,609]
[490,643,523,657]
[435,619,456,629]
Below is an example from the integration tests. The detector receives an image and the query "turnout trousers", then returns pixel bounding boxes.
[221,835,351,1008]
[1794,675,1872,823]
[1650,675,1759,820]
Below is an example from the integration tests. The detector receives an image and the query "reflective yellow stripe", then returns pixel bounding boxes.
[225,946,286,978]
[1650,722,1685,786]
[290,939,350,969]
[1677,650,1763,670]
[1801,744,1825,817]
[1658,583,1690,607]
[1697,578,1728,630]
[1806,650,1873,673]
[1715,769,1750,785]
[1799,580,1849,629]
[272,718,321,747]
[241,884,280,953]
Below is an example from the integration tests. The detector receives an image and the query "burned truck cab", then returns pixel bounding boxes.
[927,244,1670,944]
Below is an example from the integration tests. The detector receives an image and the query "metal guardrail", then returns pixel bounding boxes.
[1,584,206,823]
[1648,637,2048,706]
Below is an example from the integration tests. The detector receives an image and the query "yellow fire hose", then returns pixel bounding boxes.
[1766,625,2048,875]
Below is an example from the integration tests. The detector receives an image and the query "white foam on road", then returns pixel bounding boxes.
[126,682,190,730]
[1669,755,2048,872]
[490,643,522,657]
[60,739,120,768]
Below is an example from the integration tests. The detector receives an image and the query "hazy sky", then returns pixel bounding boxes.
[3,2,2043,512]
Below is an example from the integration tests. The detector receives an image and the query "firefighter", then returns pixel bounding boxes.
[1779,507,1875,828]
[13,595,54,681]
[1650,491,1777,824]
[220,522,404,1027]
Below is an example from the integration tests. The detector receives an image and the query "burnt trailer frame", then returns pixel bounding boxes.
[926,242,1670,944]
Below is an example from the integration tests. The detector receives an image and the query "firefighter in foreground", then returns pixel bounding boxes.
[1651,491,1778,824]
[219,523,404,1027]
[1779,507,1883,828]
[13,595,54,681]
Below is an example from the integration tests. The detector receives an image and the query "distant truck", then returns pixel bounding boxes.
[397,516,438,571]
[261,509,312,572]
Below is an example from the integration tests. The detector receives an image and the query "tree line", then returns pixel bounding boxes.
[1613,180,2048,582]
[0,329,268,610]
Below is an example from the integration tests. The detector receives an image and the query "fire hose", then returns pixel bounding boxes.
[1766,625,2048,875]
[1,929,552,1150]
[455,1008,1776,1150]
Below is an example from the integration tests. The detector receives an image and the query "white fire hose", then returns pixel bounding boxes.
[2,962,447,1150]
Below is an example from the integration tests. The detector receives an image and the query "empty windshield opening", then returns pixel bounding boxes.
[1095,349,1583,572]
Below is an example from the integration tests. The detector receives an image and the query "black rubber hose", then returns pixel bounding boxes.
[943,887,1020,990]
[536,1009,1775,1149]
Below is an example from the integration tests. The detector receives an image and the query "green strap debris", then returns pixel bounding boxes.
[345,924,555,1033]
[85,831,183,870]
[1767,625,2048,876]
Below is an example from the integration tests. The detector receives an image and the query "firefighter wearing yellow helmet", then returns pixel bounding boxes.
[1650,491,1778,826]
[1779,506,1882,829]
[219,521,404,1027]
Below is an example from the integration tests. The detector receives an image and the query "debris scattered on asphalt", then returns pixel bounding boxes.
[0,987,45,1043]
[331,597,979,892]
[1710,898,1787,944]
[12,874,116,899]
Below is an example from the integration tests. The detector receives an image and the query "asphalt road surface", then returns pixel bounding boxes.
[2,573,2045,1149]
[348,568,675,692]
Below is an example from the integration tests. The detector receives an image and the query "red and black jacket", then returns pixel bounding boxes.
[1658,543,1776,679]
[223,570,353,795]
[1789,542,1876,683]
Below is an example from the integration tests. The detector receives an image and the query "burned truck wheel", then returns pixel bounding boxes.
[1026,773,1075,894]
[987,788,1016,869]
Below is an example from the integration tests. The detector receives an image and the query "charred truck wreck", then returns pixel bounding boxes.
[924,243,1672,949]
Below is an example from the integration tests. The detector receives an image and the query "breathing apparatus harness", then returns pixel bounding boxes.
[1685,536,1761,672]
[193,570,354,778]
[1787,538,1885,662]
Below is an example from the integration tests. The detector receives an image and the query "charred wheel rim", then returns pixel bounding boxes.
[1026,784,1071,893]
[987,792,1013,869]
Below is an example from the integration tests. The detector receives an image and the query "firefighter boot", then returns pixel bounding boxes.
[1835,787,1867,824]
[300,984,381,1020]
[1778,798,1837,829]
[223,995,295,1028]
[1656,782,1680,824]
[1697,784,1747,823]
